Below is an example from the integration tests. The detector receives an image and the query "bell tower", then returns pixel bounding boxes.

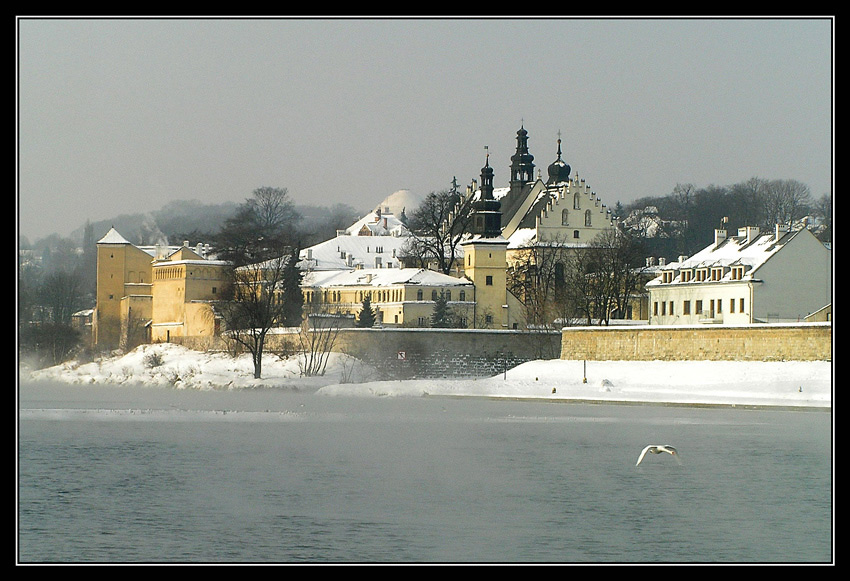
[471,147,502,237]
[463,148,509,328]
[509,125,535,196]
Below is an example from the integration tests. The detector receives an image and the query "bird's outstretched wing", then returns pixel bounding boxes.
[635,445,652,466]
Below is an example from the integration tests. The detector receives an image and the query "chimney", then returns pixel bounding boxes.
[307,249,313,260]
[714,229,727,246]
[775,223,789,240]
[738,226,759,244]
[747,226,760,243]
[659,257,666,266]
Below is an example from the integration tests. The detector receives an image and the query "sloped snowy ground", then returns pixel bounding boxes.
[21,343,832,409]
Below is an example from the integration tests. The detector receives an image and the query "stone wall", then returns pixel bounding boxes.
[559,323,832,362]
[332,328,562,379]
[170,322,831,381]
[172,328,562,379]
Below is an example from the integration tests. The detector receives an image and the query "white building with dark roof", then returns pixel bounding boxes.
[646,225,831,325]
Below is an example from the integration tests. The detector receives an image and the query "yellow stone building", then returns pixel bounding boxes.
[93,228,227,349]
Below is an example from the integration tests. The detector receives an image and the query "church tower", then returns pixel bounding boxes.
[509,125,535,196]
[471,148,502,237]
[462,149,511,328]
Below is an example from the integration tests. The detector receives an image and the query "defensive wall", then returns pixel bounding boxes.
[172,322,831,380]
[175,328,562,380]
[558,322,832,362]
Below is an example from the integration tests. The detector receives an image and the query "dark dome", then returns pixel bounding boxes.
[547,139,570,184]
[548,158,570,183]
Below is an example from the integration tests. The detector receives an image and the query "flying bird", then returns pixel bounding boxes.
[635,445,681,466]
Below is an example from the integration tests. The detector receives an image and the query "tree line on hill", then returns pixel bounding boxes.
[615,178,831,259]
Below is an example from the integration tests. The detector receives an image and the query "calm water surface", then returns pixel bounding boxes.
[18,381,833,564]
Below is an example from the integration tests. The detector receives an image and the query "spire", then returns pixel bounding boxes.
[546,130,571,185]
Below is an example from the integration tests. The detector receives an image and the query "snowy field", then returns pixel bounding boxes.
[20,343,832,409]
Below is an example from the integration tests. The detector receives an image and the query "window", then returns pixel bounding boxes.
[573,192,581,210]
[485,314,493,324]
[696,300,703,314]
[445,290,451,301]
[669,301,674,315]
[683,300,690,315]
[561,209,569,225]
[459,290,465,301]
[653,302,658,316]
[740,298,745,312]
[585,209,592,227]
[573,230,580,239]
[730,298,735,313]
[486,275,493,286]
[417,289,423,301]
[661,302,666,316]
[432,290,438,300]
[717,300,722,314]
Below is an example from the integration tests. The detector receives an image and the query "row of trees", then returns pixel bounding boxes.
[508,228,648,329]
[619,178,831,257]
[18,222,98,367]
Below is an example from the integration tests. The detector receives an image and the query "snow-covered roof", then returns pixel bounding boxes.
[299,234,410,271]
[345,209,409,237]
[97,227,132,245]
[302,267,473,289]
[646,226,804,286]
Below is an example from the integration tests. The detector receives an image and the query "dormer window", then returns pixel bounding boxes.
[681,269,693,282]
[730,266,745,280]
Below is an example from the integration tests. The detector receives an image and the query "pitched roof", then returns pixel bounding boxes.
[299,234,409,271]
[646,226,809,286]
[302,267,472,289]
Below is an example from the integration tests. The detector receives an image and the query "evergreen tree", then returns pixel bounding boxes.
[279,246,304,327]
[357,295,376,328]
[430,291,453,328]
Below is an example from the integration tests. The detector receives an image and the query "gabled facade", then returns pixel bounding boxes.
[646,225,831,325]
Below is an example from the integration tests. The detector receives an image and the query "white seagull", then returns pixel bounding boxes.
[635,445,681,466]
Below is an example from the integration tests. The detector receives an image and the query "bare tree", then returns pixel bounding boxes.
[762,179,813,228]
[507,236,573,329]
[400,187,474,274]
[298,293,343,377]
[218,253,301,379]
[212,186,300,267]
[587,228,647,324]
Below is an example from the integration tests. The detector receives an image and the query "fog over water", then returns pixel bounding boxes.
[18,381,833,563]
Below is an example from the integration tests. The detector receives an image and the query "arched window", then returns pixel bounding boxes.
[561,209,569,225]
[417,289,423,301]
[573,192,581,210]
[585,209,592,226]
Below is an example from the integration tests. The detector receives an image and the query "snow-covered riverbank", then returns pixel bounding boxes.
[20,343,832,409]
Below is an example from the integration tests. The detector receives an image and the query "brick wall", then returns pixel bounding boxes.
[559,323,832,361]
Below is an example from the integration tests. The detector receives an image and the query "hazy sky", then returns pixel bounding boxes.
[17,17,833,242]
